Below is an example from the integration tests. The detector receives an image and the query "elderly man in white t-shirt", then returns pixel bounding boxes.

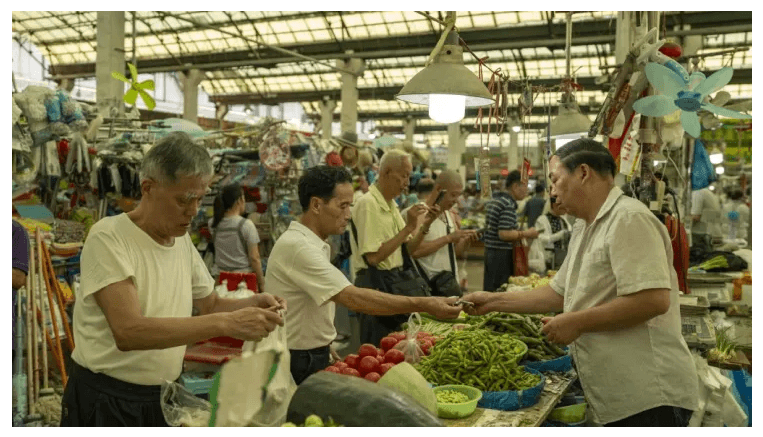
[61,132,285,427]
[266,165,463,385]
[463,139,698,426]
[403,170,478,296]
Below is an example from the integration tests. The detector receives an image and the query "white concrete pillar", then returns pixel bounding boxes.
[508,130,520,172]
[404,117,416,143]
[180,69,206,122]
[319,99,337,140]
[447,123,469,172]
[215,103,229,129]
[95,12,125,116]
[614,12,633,64]
[336,58,364,134]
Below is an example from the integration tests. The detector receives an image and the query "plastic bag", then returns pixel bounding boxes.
[393,313,425,364]
[212,312,296,427]
[161,380,212,427]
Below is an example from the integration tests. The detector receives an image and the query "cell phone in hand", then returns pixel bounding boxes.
[475,228,487,235]
[434,190,446,206]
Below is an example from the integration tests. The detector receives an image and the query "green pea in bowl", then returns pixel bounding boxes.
[432,385,482,419]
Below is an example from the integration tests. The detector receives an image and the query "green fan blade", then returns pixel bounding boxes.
[138,79,155,91]
[111,71,130,83]
[138,89,156,110]
[127,63,139,83]
[124,88,139,105]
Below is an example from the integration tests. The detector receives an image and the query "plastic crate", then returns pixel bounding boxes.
[184,340,242,365]
[180,372,217,396]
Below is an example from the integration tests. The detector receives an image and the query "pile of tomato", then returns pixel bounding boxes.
[322,331,439,383]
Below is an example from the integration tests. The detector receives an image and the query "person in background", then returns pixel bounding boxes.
[61,132,284,427]
[691,183,723,251]
[209,183,265,292]
[482,171,539,291]
[404,170,479,295]
[528,199,572,275]
[350,149,441,345]
[523,183,547,228]
[12,220,30,364]
[464,138,698,426]
[267,166,462,384]
[722,188,750,241]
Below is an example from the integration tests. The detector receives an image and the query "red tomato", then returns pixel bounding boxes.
[358,344,378,359]
[334,362,349,370]
[358,356,380,376]
[379,363,396,375]
[325,366,341,373]
[418,339,433,355]
[364,372,381,383]
[344,354,360,369]
[380,336,399,352]
[341,367,361,377]
[376,354,385,364]
[416,332,432,340]
[390,332,407,342]
[384,349,405,364]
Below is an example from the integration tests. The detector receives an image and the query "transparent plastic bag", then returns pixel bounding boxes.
[160,380,212,427]
[393,313,425,364]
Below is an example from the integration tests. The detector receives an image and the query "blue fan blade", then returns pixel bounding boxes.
[701,102,752,119]
[632,95,678,117]
[681,111,702,138]
[689,72,706,91]
[644,63,686,96]
[694,67,734,97]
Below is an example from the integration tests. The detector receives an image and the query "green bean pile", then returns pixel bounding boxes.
[435,390,470,404]
[466,313,567,361]
[414,329,541,392]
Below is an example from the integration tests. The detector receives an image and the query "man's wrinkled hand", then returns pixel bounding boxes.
[423,297,462,319]
[254,293,286,312]
[225,307,284,342]
[460,291,501,316]
[540,313,581,346]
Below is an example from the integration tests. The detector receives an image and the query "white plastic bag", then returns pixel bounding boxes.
[213,314,296,427]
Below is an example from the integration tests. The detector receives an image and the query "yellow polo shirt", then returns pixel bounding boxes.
[350,184,407,274]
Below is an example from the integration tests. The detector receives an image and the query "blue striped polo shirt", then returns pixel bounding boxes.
[484,191,518,250]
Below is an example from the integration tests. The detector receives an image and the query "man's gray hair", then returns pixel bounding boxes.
[435,169,464,190]
[379,148,411,173]
[139,132,214,183]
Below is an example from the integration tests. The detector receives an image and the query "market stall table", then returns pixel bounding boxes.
[441,370,577,427]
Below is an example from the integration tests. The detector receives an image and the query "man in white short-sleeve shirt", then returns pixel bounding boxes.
[403,170,479,294]
[463,139,698,426]
[61,133,285,427]
[267,166,464,385]
[691,185,723,248]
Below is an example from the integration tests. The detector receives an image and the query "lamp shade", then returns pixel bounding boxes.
[545,99,592,138]
[396,42,493,108]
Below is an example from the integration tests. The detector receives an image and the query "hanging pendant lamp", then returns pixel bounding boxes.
[396,13,493,124]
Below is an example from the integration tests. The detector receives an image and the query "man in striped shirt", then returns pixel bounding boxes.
[482,170,539,291]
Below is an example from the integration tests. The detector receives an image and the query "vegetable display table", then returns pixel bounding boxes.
[440,371,577,427]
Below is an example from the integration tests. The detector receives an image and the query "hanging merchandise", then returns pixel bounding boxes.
[111,63,156,110]
[618,114,643,177]
[691,139,717,190]
[633,64,752,138]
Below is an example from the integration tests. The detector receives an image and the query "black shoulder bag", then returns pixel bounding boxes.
[413,212,463,297]
[349,220,431,299]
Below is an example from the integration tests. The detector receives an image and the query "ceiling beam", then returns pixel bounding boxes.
[205,68,752,105]
[46,11,752,79]
[309,104,600,122]
[378,122,551,133]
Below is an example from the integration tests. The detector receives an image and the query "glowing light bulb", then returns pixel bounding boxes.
[709,152,724,164]
[428,94,466,124]
[715,166,725,175]
[512,125,521,133]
